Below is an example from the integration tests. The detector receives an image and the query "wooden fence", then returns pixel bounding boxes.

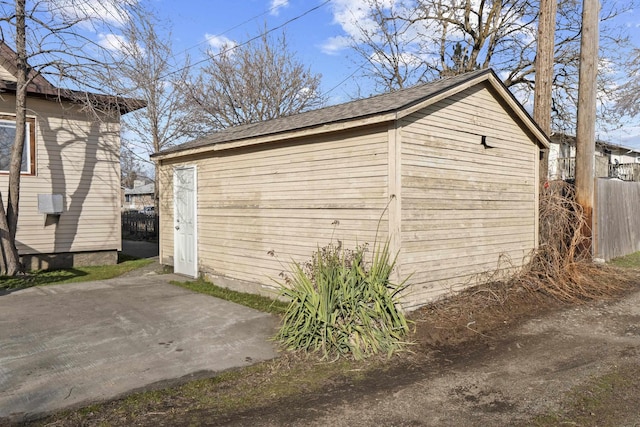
[595,178,640,260]
[122,211,159,241]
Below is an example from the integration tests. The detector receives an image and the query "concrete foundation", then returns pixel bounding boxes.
[21,250,118,270]
[200,270,282,300]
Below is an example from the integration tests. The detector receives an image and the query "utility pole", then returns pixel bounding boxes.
[534,0,557,181]
[575,0,599,248]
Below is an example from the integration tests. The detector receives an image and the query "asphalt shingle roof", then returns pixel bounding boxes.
[158,69,493,156]
[0,41,145,114]
[124,183,154,195]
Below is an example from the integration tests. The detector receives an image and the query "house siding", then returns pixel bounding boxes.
[399,84,538,306]
[0,94,122,266]
[156,72,546,309]
[0,66,15,82]
[159,125,390,290]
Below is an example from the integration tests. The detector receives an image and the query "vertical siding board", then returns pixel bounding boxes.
[387,121,402,284]
[158,162,175,265]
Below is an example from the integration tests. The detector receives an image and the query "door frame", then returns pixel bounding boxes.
[173,165,198,277]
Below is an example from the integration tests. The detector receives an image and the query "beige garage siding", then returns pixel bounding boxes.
[160,125,390,287]
[0,96,122,255]
[400,85,538,305]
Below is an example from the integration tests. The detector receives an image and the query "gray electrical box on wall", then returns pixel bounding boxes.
[38,194,64,215]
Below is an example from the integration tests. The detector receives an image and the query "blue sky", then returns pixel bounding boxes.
[149,0,640,148]
[157,0,366,105]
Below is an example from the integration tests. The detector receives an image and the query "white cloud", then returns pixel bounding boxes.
[97,32,146,60]
[329,0,377,39]
[329,0,401,38]
[320,35,351,55]
[205,34,237,53]
[601,125,640,151]
[324,0,423,53]
[98,33,128,53]
[45,0,136,28]
[270,0,289,16]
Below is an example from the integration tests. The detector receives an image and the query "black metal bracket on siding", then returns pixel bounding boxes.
[480,135,494,149]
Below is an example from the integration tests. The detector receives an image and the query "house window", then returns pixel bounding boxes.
[0,116,36,175]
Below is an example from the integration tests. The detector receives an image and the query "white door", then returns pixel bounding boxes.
[173,166,197,277]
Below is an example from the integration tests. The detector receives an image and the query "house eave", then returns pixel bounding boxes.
[0,81,146,115]
[152,112,399,162]
[153,68,549,163]
[396,72,549,150]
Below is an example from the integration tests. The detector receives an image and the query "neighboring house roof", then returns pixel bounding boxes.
[154,68,549,160]
[551,133,640,156]
[0,41,145,114]
[124,183,155,196]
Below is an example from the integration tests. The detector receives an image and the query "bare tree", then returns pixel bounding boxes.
[614,48,640,118]
[186,29,324,131]
[348,0,429,92]
[346,0,636,132]
[102,9,192,204]
[0,0,137,275]
[348,0,537,90]
[532,0,634,134]
[120,139,146,189]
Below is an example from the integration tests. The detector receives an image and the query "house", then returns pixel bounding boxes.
[549,134,640,181]
[152,69,549,309]
[0,42,144,270]
[123,180,155,212]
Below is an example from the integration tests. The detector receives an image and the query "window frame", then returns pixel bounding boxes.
[0,114,36,176]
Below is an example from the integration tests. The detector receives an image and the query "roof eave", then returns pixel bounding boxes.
[486,73,550,149]
[397,70,549,149]
[0,82,146,115]
[152,111,398,161]
[153,68,550,162]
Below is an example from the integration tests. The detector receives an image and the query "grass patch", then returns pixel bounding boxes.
[528,364,640,426]
[609,251,640,269]
[36,354,379,426]
[0,257,154,291]
[171,278,289,315]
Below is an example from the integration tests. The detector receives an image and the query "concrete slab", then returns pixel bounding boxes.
[0,274,279,423]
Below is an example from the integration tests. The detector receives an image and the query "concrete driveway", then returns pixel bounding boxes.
[0,271,279,423]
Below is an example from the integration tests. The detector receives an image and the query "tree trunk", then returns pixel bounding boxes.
[575,0,600,252]
[534,0,557,181]
[0,194,20,274]
[0,0,27,275]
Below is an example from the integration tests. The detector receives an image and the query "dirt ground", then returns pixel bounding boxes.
[207,277,640,426]
[33,268,640,426]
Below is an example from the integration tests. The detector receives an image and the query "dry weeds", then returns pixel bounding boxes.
[519,180,630,302]
[411,180,635,349]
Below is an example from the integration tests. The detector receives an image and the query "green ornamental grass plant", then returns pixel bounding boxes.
[275,240,410,360]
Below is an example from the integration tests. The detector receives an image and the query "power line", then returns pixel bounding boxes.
[67,0,333,96]
[323,64,366,97]
[170,1,292,63]
[10,0,358,110]
[158,0,331,81]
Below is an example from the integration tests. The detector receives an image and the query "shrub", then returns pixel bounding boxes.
[274,240,410,360]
